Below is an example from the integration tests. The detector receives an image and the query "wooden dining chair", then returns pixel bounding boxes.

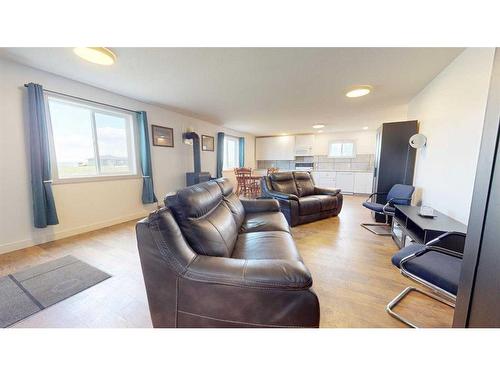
[234,167,252,196]
[234,167,260,197]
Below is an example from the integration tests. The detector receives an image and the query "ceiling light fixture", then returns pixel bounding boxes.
[312,124,325,129]
[73,47,116,65]
[362,126,369,130]
[346,85,372,98]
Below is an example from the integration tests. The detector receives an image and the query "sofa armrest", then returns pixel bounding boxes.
[264,190,299,201]
[260,176,299,201]
[314,187,341,196]
[185,256,313,290]
[240,198,280,213]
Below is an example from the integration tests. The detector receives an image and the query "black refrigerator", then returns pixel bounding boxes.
[372,120,418,222]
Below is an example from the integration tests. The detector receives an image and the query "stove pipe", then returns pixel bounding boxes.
[184,132,201,173]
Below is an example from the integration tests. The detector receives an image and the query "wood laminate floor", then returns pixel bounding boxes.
[0,195,453,328]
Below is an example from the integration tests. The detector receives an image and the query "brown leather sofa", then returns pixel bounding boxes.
[136,178,319,328]
[261,171,343,226]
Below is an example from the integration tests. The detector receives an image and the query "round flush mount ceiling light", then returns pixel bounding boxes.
[73,47,116,65]
[346,85,372,98]
[362,126,369,130]
[312,124,325,129]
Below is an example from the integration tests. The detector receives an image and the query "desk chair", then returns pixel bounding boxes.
[361,184,414,235]
[386,231,466,328]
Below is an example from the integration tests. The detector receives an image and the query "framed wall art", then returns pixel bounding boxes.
[201,135,215,151]
[152,125,174,147]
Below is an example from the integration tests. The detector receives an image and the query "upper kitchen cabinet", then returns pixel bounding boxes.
[294,134,315,156]
[256,135,296,160]
[312,134,329,155]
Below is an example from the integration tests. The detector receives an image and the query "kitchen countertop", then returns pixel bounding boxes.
[313,170,374,173]
[253,169,373,174]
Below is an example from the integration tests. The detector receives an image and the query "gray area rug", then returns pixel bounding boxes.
[0,255,110,327]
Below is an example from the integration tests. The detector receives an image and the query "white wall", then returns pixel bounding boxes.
[313,130,377,155]
[0,58,254,253]
[408,48,495,224]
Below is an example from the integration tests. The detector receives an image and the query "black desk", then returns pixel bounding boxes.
[392,205,467,248]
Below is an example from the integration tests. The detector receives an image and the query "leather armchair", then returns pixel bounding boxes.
[136,178,319,328]
[261,171,343,226]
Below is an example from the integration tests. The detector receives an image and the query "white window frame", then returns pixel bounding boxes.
[223,135,240,170]
[45,93,140,184]
[328,140,356,158]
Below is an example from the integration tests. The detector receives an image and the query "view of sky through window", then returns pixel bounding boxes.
[47,97,136,179]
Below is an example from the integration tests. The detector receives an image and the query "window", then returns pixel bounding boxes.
[223,136,240,169]
[46,96,138,181]
[328,141,356,158]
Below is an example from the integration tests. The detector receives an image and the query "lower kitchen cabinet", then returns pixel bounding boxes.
[353,172,373,194]
[311,171,336,188]
[336,172,355,193]
[312,171,373,194]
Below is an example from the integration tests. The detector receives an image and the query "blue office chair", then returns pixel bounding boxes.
[361,184,415,235]
[386,232,466,328]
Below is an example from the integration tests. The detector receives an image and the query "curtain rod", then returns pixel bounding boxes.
[24,84,138,114]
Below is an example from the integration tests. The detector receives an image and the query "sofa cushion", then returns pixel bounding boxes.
[166,181,238,257]
[310,194,337,211]
[293,172,315,197]
[298,196,321,216]
[240,212,290,234]
[232,231,301,261]
[216,178,245,228]
[269,172,299,196]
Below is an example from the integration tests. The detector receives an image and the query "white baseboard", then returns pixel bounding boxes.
[0,212,148,255]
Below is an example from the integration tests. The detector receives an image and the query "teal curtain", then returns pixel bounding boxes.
[137,111,157,204]
[27,83,59,228]
[216,132,225,178]
[239,137,245,167]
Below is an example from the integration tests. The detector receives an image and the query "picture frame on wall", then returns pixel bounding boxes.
[152,125,174,147]
[202,135,215,151]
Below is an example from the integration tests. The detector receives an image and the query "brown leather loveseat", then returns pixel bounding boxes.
[261,171,343,226]
[136,178,319,328]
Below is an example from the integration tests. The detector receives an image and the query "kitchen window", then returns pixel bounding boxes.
[223,135,240,169]
[46,95,138,182]
[328,141,356,158]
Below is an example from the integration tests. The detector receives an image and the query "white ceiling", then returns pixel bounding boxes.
[0,48,463,136]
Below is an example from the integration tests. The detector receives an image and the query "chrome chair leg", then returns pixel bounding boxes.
[361,214,392,236]
[360,223,392,236]
[386,286,455,328]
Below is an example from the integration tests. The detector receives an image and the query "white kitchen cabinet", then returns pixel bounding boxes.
[311,171,336,188]
[312,170,372,193]
[336,172,354,193]
[294,134,315,156]
[256,136,295,160]
[353,172,373,194]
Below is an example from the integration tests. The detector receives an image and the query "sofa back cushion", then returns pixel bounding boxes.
[269,172,299,196]
[166,180,238,257]
[215,178,245,228]
[293,172,315,197]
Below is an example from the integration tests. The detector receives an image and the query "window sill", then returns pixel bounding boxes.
[52,174,142,185]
